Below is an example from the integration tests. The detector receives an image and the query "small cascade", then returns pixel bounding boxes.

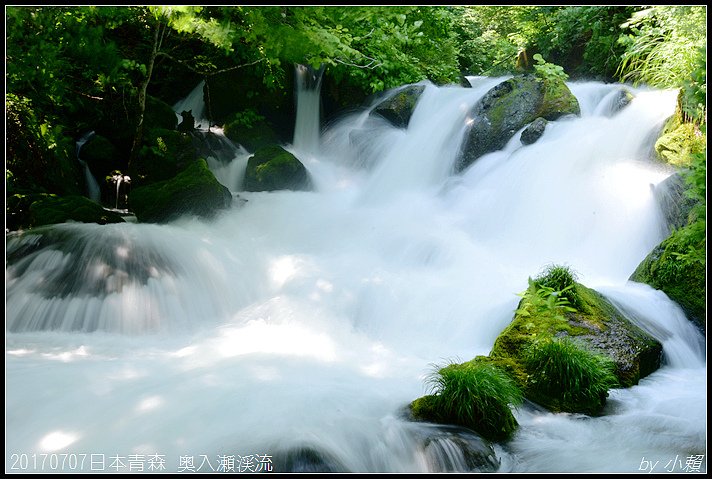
[173,79,210,130]
[75,130,101,202]
[293,63,325,157]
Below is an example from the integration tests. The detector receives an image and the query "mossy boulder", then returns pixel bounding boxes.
[630,225,706,334]
[654,118,706,168]
[456,74,580,171]
[27,194,125,228]
[491,280,662,394]
[128,159,232,223]
[243,145,312,192]
[131,129,197,186]
[371,84,426,129]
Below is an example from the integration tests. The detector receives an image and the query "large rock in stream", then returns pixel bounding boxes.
[243,145,312,192]
[128,159,232,223]
[456,74,580,172]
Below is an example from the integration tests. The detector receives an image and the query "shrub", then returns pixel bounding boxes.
[524,337,619,415]
[425,360,523,442]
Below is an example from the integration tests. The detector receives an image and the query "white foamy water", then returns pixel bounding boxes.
[6,77,705,473]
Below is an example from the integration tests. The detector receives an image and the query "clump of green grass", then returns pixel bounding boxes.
[425,360,523,442]
[524,336,619,415]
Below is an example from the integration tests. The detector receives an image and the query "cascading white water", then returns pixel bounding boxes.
[292,64,324,157]
[75,131,101,202]
[173,79,209,130]
[5,77,706,473]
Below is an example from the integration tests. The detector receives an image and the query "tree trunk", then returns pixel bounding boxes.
[128,21,162,171]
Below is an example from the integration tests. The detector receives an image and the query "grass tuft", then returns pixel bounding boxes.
[524,336,619,415]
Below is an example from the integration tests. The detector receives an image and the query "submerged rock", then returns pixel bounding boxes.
[652,172,700,232]
[412,423,500,472]
[520,117,548,145]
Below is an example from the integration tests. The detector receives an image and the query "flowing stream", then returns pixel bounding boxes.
[5,75,706,473]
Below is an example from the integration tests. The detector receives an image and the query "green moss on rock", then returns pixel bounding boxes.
[28,194,125,228]
[457,74,579,171]
[655,119,706,168]
[131,129,197,186]
[243,145,312,192]
[128,159,232,223]
[372,84,426,129]
[630,223,706,333]
[491,279,662,392]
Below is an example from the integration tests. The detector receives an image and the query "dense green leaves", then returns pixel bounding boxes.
[617,6,706,88]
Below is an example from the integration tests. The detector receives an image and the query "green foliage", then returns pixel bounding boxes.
[425,359,523,442]
[531,264,585,311]
[451,6,552,76]
[227,109,266,130]
[680,47,706,125]
[516,280,577,323]
[532,54,568,83]
[524,337,619,414]
[517,264,585,323]
[616,6,707,88]
[534,6,635,80]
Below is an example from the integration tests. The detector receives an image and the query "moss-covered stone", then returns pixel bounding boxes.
[456,74,580,171]
[654,118,706,168]
[523,336,618,415]
[128,159,232,223]
[131,129,197,186]
[490,281,663,392]
[630,225,706,333]
[27,194,125,228]
[243,145,312,192]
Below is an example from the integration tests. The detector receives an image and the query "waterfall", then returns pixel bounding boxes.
[173,79,209,130]
[292,63,324,157]
[5,78,705,473]
[76,131,101,202]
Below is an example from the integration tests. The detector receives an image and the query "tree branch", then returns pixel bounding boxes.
[333,56,382,69]
[155,52,266,76]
